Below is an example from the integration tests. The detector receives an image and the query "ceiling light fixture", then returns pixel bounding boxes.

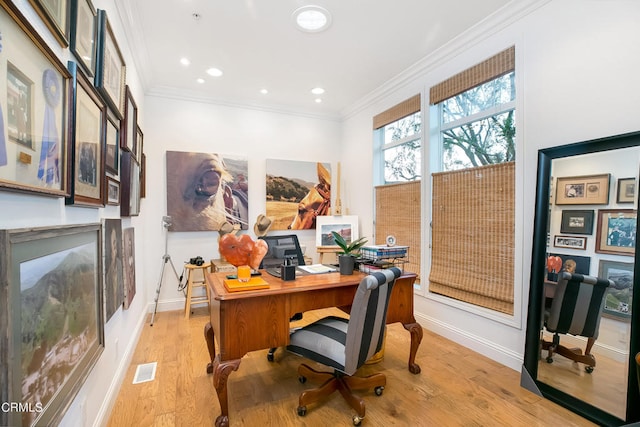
[180,57,190,66]
[260,89,268,94]
[315,98,322,103]
[311,87,325,95]
[196,78,205,84]
[206,67,223,77]
[292,5,331,33]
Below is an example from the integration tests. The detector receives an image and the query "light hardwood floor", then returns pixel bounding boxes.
[107,307,596,426]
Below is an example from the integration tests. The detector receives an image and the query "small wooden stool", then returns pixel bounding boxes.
[184,262,211,319]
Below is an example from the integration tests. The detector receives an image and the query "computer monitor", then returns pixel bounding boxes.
[258,234,305,269]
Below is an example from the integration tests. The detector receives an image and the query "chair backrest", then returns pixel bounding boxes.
[258,234,306,268]
[546,271,612,339]
[343,267,402,373]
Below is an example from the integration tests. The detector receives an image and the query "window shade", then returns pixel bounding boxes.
[373,94,421,130]
[375,181,421,280]
[429,46,515,105]
[429,162,515,314]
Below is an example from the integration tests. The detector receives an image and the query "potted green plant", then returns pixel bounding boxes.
[331,231,368,275]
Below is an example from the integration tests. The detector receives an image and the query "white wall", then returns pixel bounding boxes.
[3,0,640,425]
[142,95,342,312]
[342,0,640,370]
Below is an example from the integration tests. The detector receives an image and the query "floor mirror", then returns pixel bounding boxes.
[522,131,640,426]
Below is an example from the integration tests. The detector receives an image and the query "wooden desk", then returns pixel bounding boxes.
[204,270,421,427]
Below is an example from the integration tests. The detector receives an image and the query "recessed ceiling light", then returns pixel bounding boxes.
[180,57,190,66]
[315,98,322,103]
[260,89,268,94]
[311,87,325,95]
[206,67,223,77]
[292,6,331,33]
[196,78,205,84]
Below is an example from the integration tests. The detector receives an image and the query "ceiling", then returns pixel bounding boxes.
[121,0,512,119]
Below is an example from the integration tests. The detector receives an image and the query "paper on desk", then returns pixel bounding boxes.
[298,264,337,274]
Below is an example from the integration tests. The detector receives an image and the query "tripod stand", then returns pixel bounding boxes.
[150,216,181,326]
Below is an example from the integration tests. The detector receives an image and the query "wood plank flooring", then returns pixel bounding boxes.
[107,308,596,426]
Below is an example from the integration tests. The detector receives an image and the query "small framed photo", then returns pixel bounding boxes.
[315,215,359,247]
[553,235,587,250]
[28,0,70,47]
[121,86,137,153]
[616,177,636,204]
[595,209,637,256]
[6,63,34,148]
[106,175,120,205]
[95,9,125,115]
[104,109,120,175]
[598,260,633,320]
[560,210,594,235]
[70,0,97,77]
[555,174,610,205]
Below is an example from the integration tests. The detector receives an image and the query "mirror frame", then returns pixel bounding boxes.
[523,131,640,426]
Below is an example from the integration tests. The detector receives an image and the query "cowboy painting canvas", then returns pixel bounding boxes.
[166,151,249,232]
[266,159,331,230]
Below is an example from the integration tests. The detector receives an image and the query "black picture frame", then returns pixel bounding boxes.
[0,223,105,427]
[94,9,125,115]
[120,151,140,216]
[553,235,587,250]
[560,209,594,235]
[65,61,106,208]
[121,86,137,154]
[104,108,120,175]
[69,0,97,77]
[617,177,636,204]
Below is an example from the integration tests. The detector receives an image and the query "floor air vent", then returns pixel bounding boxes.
[133,362,157,384]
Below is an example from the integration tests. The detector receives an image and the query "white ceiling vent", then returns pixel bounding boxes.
[133,362,157,384]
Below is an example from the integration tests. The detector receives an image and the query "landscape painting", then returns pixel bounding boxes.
[265,159,331,230]
[0,224,104,427]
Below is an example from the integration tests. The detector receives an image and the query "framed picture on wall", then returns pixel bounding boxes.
[555,174,610,205]
[121,86,137,153]
[0,223,105,427]
[104,109,120,175]
[28,0,70,47]
[94,9,125,115]
[616,177,636,204]
[598,260,633,320]
[553,235,587,250]
[65,61,106,208]
[595,209,637,256]
[559,210,594,235]
[106,175,120,205]
[0,2,73,198]
[69,0,97,77]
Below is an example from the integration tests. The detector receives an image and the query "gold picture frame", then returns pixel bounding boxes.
[595,209,637,256]
[555,173,610,205]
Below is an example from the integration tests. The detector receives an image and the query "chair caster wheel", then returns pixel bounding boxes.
[297,406,307,416]
[353,415,363,426]
[585,365,594,373]
[374,386,384,396]
[298,375,307,384]
[546,357,553,363]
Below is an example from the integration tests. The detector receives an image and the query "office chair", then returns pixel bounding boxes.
[542,271,612,373]
[287,267,402,426]
[259,234,306,361]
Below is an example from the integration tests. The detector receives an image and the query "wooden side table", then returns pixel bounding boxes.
[184,262,211,319]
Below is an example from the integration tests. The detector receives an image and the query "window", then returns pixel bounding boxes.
[373,94,421,185]
[428,47,516,315]
[438,72,515,171]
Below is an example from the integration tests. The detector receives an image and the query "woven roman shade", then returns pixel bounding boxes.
[429,46,515,105]
[429,162,515,314]
[373,94,421,130]
[375,181,421,279]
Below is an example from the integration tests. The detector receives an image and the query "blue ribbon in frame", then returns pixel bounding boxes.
[0,32,7,167]
[37,69,61,184]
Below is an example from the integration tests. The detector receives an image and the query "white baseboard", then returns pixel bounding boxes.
[414,312,524,371]
[148,297,186,314]
[93,308,148,427]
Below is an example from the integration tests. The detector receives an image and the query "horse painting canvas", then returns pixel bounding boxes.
[266,159,331,230]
